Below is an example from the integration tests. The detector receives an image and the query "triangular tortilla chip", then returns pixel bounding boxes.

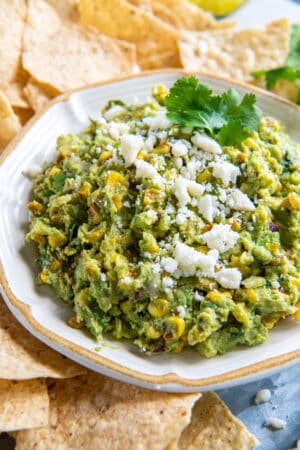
[179,392,258,450]
[78,0,179,64]
[22,0,134,93]
[0,379,49,432]
[0,90,21,151]
[0,0,29,108]
[23,77,60,111]
[179,18,290,82]
[157,0,236,30]
[15,371,200,450]
[0,298,85,379]
[13,107,35,126]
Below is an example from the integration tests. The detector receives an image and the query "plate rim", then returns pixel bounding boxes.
[1,69,300,388]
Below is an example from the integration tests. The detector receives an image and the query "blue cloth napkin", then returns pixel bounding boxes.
[218,362,300,450]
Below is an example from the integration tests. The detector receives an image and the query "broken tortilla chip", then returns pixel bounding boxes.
[0,379,49,432]
[15,371,200,450]
[139,51,182,70]
[78,0,179,63]
[149,2,182,28]
[22,0,134,93]
[0,1,29,108]
[13,106,35,126]
[0,298,85,379]
[0,90,21,151]
[157,0,236,31]
[179,392,258,450]
[178,18,290,82]
[23,77,60,111]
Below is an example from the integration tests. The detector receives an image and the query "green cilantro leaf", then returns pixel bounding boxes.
[165,76,262,146]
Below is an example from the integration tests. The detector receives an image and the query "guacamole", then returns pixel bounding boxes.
[26,84,300,357]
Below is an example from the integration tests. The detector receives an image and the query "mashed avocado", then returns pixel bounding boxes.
[26,84,300,357]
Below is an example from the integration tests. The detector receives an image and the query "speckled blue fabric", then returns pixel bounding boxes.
[218,362,300,450]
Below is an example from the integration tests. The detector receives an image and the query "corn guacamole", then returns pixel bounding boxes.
[26,85,300,357]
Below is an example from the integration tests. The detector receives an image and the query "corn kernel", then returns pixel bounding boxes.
[207,291,231,302]
[78,181,91,199]
[263,315,279,329]
[237,152,247,162]
[136,150,149,160]
[27,201,44,212]
[99,151,113,162]
[112,193,123,210]
[197,169,211,183]
[293,303,300,321]
[50,259,61,272]
[291,278,300,290]
[282,192,300,210]
[85,226,105,243]
[48,233,67,248]
[153,143,171,154]
[231,220,241,231]
[32,234,46,246]
[148,298,169,318]
[168,316,185,338]
[143,188,160,205]
[146,325,161,339]
[40,270,50,284]
[48,166,61,176]
[68,315,83,329]
[107,171,128,187]
[120,300,132,314]
[246,288,258,304]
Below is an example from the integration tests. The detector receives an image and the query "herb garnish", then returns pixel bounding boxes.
[165,76,262,146]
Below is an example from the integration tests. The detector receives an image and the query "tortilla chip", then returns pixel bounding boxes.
[0,1,29,108]
[13,107,35,126]
[0,379,49,432]
[78,0,179,63]
[139,51,182,70]
[23,77,60,111]
[22,0,134,93]
[179,392,258,450]
[0,90,21,151]
[15,371,200,450]
[0,298,85,379]
[179,18,290,82]
[157,0,236,31]
[127,0,152,11]
[149,2,181,28]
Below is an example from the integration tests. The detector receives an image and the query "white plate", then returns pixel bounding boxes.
[0,71,300,392]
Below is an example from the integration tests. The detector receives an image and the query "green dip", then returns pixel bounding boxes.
[26,84,300,357]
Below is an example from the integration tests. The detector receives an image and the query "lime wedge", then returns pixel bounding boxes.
[189,0,247,16]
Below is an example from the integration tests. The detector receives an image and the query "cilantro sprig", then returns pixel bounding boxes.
[165,76,262,146]
[252,24,300,103]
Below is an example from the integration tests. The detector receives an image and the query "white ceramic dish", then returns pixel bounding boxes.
[0,70,300,392]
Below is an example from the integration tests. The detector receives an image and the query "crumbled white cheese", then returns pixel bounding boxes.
[202,224,239,253]
[211,161,240,186]
[198,195,216,222]
[143,112,172,130]
[146,210,158,221]
[120,134,143,167]
[104,105,126,121]
[227,189,255,211]
[271,281,280,289]
[188,181,205,197]
[194,291,204,302]
[174,177,205,206]
[152,263,162,274]
[174,242,218,277]
[162,277,175,289]
[160,257,178,274]
[176,305,186,318]
[108,122,129,140]
[191,133,222,154]
[254,389,271,405]
[215,268,242,289]
[172,140,188,157]
[265,418,287,430]
[176,213,187,225]
[100,273,107,282]
[144,134,156,152]
[174,157,183,168]
[135,160,162,183]
[120,276,132,285]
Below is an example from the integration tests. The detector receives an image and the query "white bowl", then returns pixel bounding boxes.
[0,70,299,392]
